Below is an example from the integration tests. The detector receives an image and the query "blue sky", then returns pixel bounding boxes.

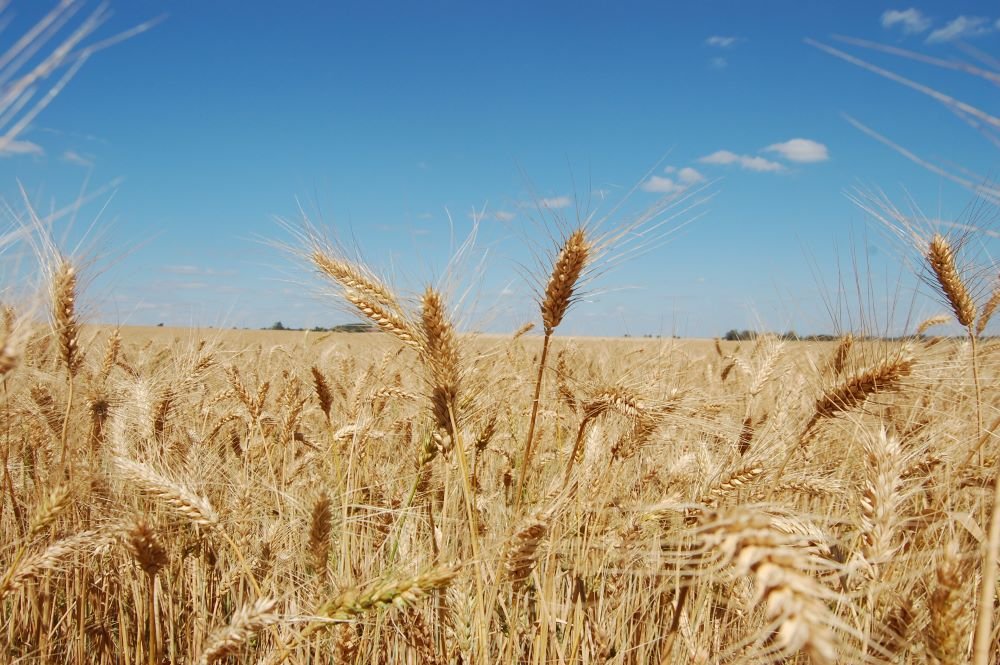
[1,1,998,337]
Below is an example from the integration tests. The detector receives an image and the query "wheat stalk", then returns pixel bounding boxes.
[113,457,218,528]
[927,234,976,328]
[198,598,278,665]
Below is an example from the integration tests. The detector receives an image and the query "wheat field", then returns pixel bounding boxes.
[0,226,997,665]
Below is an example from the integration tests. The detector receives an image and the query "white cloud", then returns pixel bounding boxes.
[0,139,43,157]
[709,57,728,69]
[538,196,571,209]
[764,138,829,163]
[494,210,515,222]
[641,175,682,194]
[641,167,705,194]
[927,15,994,43]
[706,36,739,48]
[739,155,785,172]
[698,150,784,172]
[699,150,741,165]
[881,8,931,34]
[677,166,705,184]
[61,149,93,167]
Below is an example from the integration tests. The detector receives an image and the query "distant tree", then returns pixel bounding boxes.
[724,329,758,341]
[270,321,286,330]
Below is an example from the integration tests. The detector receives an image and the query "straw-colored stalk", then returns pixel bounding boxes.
[198,598,278,665]
[517,228,590,508]
[52,258,82,473]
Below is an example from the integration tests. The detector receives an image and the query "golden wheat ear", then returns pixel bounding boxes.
[927,234,976,329]
[198,598,278,665]
[420,286,461,436]
[541,228,591,335]
[51,258,83,377]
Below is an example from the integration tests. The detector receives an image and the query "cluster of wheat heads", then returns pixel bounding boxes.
[0,222,997,664]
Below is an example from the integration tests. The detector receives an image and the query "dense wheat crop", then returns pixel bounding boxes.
[0,224,997,664]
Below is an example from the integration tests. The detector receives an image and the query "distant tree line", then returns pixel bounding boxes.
[265,321,377,333]
[722,329,836,342]
[722,329,995,342]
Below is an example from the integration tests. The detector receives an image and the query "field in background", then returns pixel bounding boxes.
[2,308,997,663]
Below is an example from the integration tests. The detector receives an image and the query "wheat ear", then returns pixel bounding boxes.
[927,234,976,328]
[198,598,278,665]
[308,493,332,581]
[517,227,591,508]
[113,457,218,528]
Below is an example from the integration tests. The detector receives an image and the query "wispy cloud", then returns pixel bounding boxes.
[699,150,784,172]
[538,196,572,209]
[927,15,995,43]
[61,149,93,167]
[764,138,829,163]
[881,8,931,34]
[709,57,728,70]
[706,35,739,48]
[699,150,740,165]
[494,210,516,222]
[641,166,706,194]
[739,155,785,172]
[677,167,705,184]
[641,175,684,194]
[0,139,43,157]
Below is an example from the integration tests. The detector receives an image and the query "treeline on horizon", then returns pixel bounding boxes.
[256,321,994,341]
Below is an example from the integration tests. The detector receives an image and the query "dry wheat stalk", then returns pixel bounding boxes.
[830,333,854,375]
[512,321,535,341]
[0,305,19,375]
[566,385,650,481]
[126,519,168,578]
[420,287,460,436]
[976,282,999,336]
[927,541,972,664]
[317,565,459,619]
[541,228,591,335]
[51,258,82,376]
[518,227,592,506]
[805,352,913,435]
[311,250,403,312]
[308,493,332,580]
[113,457,219,528]
[871,596,915,662]
[29,482,72,537]
[916,314,950,336]
[696,509,842,664]
[343,289,422,350]
[310,365,333,421]
[99,329,121,382]
[198,597,278,665]
[504,513,550,587]
[701,464,765,509]
[0,530,107,598]
[927,234,976,328]
[859,428,907,566]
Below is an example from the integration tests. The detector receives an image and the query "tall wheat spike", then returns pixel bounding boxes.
[926,234,975,328]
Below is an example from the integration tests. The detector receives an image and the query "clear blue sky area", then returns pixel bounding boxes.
[1,1,998,337]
